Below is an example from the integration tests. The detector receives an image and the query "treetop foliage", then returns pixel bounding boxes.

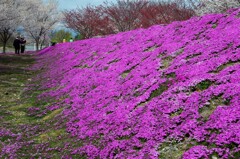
[63,0,240,39]
[63,0,195,39]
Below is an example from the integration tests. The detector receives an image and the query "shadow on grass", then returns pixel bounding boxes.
[0,65,29,75]
[0,54,35,65]
[0,54,34,75]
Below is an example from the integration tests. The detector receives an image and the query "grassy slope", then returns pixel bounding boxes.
[0,53,84,158]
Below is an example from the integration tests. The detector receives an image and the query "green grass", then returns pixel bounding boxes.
[35,129,66,143]
[160,56,174,69]
[185,52,202,60]
[149,83,168,100]
[199,95,230,121]
[211,60,240,73]
[0,54,35,65]
[170,108,183,118]
[42,108,63,121]
[0,54,84,158]
[190,80,213,92]
[144,45,158,52]
[121,65,138,79]
[212,24,218,28]
[158,138,196,159]
[121,69,131,78]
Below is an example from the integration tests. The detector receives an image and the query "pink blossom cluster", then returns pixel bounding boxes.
[33,9,240,158]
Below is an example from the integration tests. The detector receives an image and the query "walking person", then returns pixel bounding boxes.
[13,36,21,54]
[20,37,26,53]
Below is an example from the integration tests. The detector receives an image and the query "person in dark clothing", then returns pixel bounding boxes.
[13,36,21,54]
[20,37,26,53]
[51,41,56,46]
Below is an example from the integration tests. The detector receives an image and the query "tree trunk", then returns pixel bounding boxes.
[36,40,39,51]
[0,29,13,53]
[2,42,6,53]
[36,42,39,51]
[40,39,44,49]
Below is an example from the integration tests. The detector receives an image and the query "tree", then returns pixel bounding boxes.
[196,0,240,15]
[0,0,22,53]
[74,34,83,40]
[102,0,148,32]
[63,0,148,35]
[140,0,194,28]
[63,0,196,38]
[64,6,114,39]
[51,29,72,43]
[0,0,61,52]
[22,0,60,51]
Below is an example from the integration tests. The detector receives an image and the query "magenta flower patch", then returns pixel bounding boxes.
[32,8,240,158]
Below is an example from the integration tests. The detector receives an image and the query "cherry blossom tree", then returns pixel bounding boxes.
[22,0,60,50]
[196,0,240,15]
[0,0,22,53]
[0,0,61,52]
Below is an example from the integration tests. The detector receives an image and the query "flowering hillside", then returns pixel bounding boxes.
[34,9,240,158]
